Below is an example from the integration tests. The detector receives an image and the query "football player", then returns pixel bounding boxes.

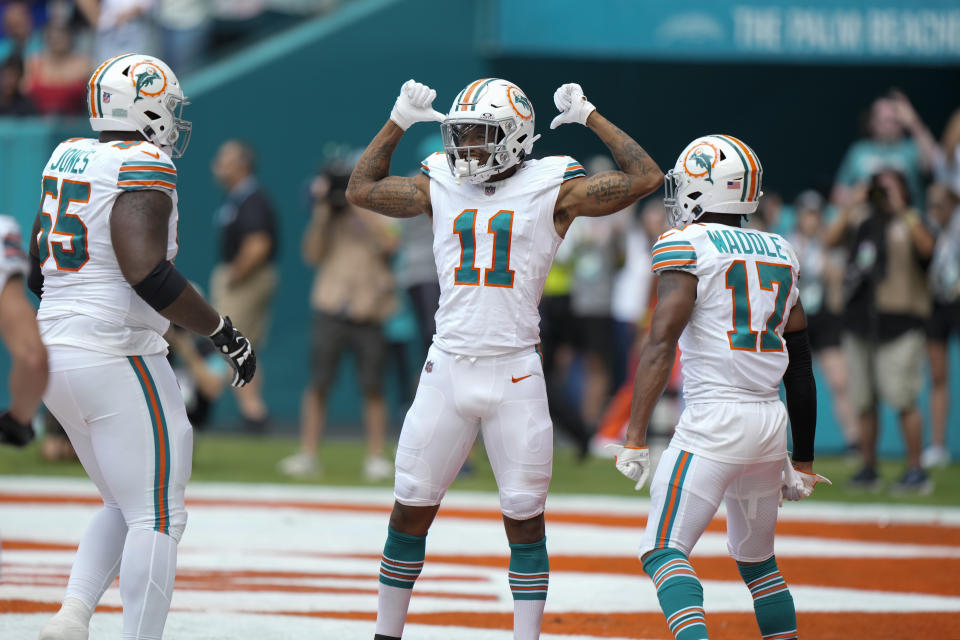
[347,78,663,640]
[0,214,47,447]
[609,135,828,640]
[32,54,256,640]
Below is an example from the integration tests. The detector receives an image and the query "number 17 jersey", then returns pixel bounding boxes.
[422,153,585,356]
[652,222,800,404]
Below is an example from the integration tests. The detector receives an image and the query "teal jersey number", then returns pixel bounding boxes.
[454,209,515,288]
[38,176,91,271]
[758,262,793,351]
[453,209,480,285]
[725,259,792,352]
[484,210,515,287]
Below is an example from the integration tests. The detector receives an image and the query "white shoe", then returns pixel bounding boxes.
[39,598,90,640]
[277,452,319,477]
[364,455,393,482]
[921,445,952,469]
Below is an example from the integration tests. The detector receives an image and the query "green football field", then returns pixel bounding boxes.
[1,433,957,506]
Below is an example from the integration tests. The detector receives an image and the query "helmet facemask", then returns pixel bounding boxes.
[441,118,522,184]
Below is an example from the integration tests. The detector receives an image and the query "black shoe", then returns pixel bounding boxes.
[848,466,882,492]
[891,467,933,496]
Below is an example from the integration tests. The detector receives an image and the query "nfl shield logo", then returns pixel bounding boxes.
[424,361,434,373]
[485,185,496,196]
[103,92,111,103]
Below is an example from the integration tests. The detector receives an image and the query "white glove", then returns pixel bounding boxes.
[550,83,596,130]
[390,79,445,131]
[605,444,651,490]
[781,455,831,502]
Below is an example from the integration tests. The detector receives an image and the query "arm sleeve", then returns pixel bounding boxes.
[117,159,178,194]
[650,231,698,275]
[562,157,586,183]
[783,328,817,462]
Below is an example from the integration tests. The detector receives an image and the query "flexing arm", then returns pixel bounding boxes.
[346,79,442,218]
[110,190,220,335]
[551,84,663,235]
[624,270,697,447]
[0,277,48,424]
[345,121,432,218]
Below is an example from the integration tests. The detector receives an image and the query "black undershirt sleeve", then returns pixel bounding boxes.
[783,329,817,462]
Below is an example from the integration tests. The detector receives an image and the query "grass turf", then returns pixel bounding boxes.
[0,433,957,506]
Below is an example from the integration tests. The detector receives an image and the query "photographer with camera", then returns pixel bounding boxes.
[826,169,935,493]
[278,157,398,480]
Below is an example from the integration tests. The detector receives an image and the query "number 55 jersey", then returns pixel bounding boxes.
[421,152,585,356]
[36,138,179,357]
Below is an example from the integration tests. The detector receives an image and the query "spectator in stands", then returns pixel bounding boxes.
[832,91,938,207]
[23,22,90,115]
[0,1,42,61]
[76,0,157,62]
[788,189,858,454]
[279,158,397,481]
[923,181,960,469]
[211,139,277,432]
[567,156,627,429]
[394,209,439,361]
[610,199,662,389]
[0,54,35,116]
[156,0,211,76]
[935,108,960,199]
[539,235,592,458]
[827,169,936,492]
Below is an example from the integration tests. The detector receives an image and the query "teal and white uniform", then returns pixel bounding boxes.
[394,153,585,519]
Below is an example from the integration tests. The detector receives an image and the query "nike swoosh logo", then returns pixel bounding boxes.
[141,150,160,159]
[511,374,533,383]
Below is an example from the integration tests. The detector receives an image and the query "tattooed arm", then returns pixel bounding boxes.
[345,121,432,218]
[623,270,696,447]
[554,112,663,236]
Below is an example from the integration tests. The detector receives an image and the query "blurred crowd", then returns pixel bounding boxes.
[4,8,956,491]
[0,0,338,117]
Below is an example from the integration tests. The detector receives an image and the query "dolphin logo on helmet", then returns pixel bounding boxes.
[664,134,763,227]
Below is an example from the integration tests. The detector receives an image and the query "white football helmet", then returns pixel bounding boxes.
[87,53,191,157]
[440,78,540,184]
[664,134,763,227]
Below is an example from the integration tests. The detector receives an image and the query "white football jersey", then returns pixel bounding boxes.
[423,153,586,356]
[653,222,800,404]
[36,138,179,357]
[0,215,29,294]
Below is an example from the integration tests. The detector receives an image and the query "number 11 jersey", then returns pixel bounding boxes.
[421,152,585,356]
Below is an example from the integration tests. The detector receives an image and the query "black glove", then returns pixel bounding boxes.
[209,315,257,388]
[0,410,35,447]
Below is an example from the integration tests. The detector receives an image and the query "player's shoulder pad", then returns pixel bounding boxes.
[651,225,701,274]
[114,141,177,194]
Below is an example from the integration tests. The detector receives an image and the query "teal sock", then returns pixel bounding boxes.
[642,548,708,640]
[508,537,549,600]
[379,526,426,588]
[376,527,427,638]
[736,556,797,640]
[509,537,548,640]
